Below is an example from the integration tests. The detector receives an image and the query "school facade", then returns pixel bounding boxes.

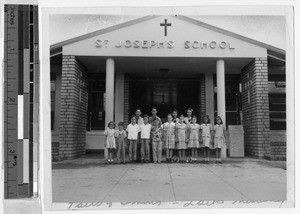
[50,15,286,161]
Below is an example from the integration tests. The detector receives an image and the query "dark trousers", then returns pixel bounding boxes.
[136,133,141,161]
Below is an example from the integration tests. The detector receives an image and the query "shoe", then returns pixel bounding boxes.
[158,161,162,164]
[153,161,157,164]
[171,159,174,163]
[186,159,189,163]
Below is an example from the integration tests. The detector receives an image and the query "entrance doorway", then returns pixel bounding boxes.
[129,77,202,122]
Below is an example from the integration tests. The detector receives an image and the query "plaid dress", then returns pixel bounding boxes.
[162,122,176,149]
[188,124,200,148]
[176,123,187,150]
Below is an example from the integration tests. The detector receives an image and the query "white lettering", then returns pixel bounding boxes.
[201,42,207,49]
[219,41,227,49]
[192,41,199,49]
[124,40,132,48]
[150,41,156,48]
[96,40,102,47]
[184,41,190,49]
[133,40,140,48]
[167,41,174,49]
[115,40,122,48]
[229,42,235,49]
[209,41,217,49]
[142,41,148,48]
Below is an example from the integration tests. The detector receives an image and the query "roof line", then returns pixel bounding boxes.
[175,15,285,55]
[50,15,160,51]
[51,14,285,56]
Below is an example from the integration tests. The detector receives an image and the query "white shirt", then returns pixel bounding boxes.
[126,124,140,140]
[140,123,152,139]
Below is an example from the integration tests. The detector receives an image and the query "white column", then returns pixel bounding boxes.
[205,72,214,124]
[105,58,115,127]
[216,59,227,159]
[216,59,226,126]
[115,70,124,124]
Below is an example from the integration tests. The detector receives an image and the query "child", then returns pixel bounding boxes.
[175,114,188,163]
[200,115,213,163]
[162,114,176,163]
[126,115,140,163]
[140,115,152,163]
[214,116,226,164]
[116,122,127,164]
[187,116,200,163]
[172,109,180,123]
[151,118,163,163]
[172,109,180,163]
[184,108,193,124]
[104,121,117,164]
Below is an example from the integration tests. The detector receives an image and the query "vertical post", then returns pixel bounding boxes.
[105,58,115,160]
[216,59,226,159]
[105,58,115,126]
[216,59,226,126]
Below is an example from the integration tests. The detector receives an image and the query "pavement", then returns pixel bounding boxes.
[52,154,286,203]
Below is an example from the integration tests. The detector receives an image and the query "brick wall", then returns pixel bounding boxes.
[270,130,286,160]
[52,142,59,161]
[200,74,206,120]
[59,55,88,160]
[241,57,270,159]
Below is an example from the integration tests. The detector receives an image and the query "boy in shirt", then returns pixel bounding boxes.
[126,115,140,163]
[140,115,152,163]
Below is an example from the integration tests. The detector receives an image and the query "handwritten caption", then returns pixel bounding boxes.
[67,200,285,210]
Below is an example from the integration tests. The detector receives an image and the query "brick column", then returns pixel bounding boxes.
[241,57,270,158]
[199,74,206,120]
[123,74,130,126]
[59,55,88,160]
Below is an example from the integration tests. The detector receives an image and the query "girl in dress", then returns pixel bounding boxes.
[104,121,117,164]
[214,116,226,164]
[187,116,200,163]
[162,114,176,163]
[151,118,163,163]
[175,114,188,163]
[200,115,213,163]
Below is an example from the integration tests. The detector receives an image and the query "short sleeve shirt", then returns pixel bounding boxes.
[140,123,152,139]
[126,124,140,140]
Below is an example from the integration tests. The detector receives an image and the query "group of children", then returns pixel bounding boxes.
[104,107,226,164]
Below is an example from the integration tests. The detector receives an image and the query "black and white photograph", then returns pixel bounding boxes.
[49,4,290,209]
[0,0,298,213]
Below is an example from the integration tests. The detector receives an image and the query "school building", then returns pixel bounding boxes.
[50,15,286,161]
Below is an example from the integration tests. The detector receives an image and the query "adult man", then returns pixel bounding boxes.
[148,107,162,126]
[135,109,143,162]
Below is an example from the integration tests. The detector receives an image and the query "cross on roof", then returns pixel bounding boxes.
[160,19,172,36]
